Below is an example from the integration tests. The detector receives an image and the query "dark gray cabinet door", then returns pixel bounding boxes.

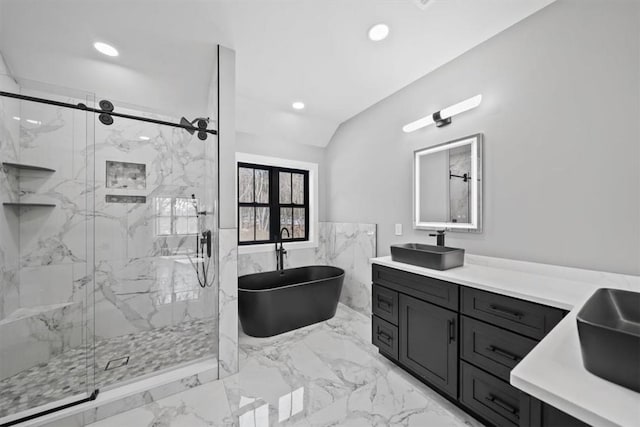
[521,396,589,427]
[399,294,458,398]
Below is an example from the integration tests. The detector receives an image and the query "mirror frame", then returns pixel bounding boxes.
[413,133,483,232]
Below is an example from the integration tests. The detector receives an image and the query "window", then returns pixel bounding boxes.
[155,196,198,236]
[238,162,309,245]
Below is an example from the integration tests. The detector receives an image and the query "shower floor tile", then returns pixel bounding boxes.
[87,304,484,427]
[0,317,216,419]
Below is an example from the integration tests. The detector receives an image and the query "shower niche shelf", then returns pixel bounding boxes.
[2,162,56,173]
[3,202,56,208]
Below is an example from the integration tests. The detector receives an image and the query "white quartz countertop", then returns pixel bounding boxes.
[370,255,640,427]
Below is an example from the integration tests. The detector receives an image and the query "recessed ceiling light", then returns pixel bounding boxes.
[292,102,305,110]
[368,24,389,41]
[139,136,150,141]
[12,116,20,121]
[94,42,119,57]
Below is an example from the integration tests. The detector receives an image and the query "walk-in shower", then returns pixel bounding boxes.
[0,73,219,425]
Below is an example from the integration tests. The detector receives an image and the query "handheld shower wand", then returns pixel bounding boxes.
[188,193,215,288]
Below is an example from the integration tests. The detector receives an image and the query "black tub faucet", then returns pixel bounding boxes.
[429,230,446,247]
[276,227,290,271]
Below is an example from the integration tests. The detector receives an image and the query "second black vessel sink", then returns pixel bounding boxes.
[576,288,640,392]
[390,243,464,270]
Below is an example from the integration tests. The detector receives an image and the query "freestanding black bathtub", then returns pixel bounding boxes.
[238,265,345,337]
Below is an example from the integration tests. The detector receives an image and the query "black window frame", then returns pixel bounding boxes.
[237,162,310,245]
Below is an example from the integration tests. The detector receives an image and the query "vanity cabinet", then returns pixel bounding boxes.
[459,287,568,427]
[371,263,588,427]
[399,294,458,397]
[521,398,589,427]
[371,265,459,398]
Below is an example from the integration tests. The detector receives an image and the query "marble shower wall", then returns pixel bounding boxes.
[0,86,91,384]
[237,222,376,316]
[0,67,23,380]
[0,69,20,321]
[90,109,218,346]
[1,89,94,382]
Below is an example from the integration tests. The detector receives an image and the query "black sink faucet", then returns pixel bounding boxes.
[429,230,446,247]
[275,227,290,271]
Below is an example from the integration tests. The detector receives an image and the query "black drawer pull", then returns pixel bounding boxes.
[489,304,523,320]
[448,319,455,343]
[485,394,519,418]
[377,296,393,309]
[377,330,392,343]
[486,345,521,361]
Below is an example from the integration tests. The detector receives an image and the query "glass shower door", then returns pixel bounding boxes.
[0,79,96,423]
[90,107,218,392]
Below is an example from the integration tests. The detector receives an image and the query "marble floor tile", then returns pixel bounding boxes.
[86,304,483,427]
[0,317,216,419]
[88,380,234,427]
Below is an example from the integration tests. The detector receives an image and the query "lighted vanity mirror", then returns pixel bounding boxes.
[414,133,483,232]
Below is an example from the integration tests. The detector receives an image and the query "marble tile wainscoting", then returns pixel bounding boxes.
[219,228,239,378]
[237,222,376,316]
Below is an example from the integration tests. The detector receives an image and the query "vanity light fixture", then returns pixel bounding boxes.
[402,94,482,133]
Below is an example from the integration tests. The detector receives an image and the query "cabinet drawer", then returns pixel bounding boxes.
[460,361,522,427]
[461,316,538,381]
[461,288,564,340]
[372,315,398,360]
[372,284,398,325]
[372,264,458,311]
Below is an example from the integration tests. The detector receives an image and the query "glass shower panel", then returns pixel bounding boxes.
[91,107,218,391]
[0,78,95,421]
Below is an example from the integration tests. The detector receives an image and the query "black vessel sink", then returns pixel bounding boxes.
[576,288,640,392]
[390,243,464,271]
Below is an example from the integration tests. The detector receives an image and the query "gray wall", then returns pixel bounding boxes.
[236,131,327,221]
[325,0,640,275]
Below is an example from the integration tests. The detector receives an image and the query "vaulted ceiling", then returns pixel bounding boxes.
[0,0,555,147]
